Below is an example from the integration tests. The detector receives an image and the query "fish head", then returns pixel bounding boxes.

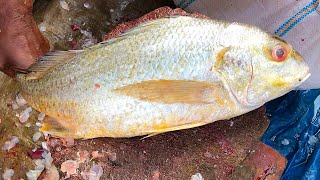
[248,35,310,106]
[215,24,310,107]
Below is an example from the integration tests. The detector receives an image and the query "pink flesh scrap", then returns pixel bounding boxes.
[91,151,105,160]
[102,6,209,41]
[78,150,90,163]
[60,160,79,178]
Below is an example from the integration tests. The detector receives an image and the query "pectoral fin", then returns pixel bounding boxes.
[114,80,226,104]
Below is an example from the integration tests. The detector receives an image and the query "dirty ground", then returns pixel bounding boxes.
[0,0,286,179]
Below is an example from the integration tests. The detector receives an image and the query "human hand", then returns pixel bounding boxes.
[0,0,49,77]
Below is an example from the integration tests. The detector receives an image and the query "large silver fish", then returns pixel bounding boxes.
[17,16,310,138]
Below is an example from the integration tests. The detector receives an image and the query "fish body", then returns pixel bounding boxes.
[17,16,310,138]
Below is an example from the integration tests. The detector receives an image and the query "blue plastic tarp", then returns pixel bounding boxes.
[262,90,320,179]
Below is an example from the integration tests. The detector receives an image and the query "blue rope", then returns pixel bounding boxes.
[274,0,319,37]
[181,0,196,9]
[177,0,188,8]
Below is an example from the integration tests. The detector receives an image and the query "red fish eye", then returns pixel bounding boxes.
[272,45,287,62]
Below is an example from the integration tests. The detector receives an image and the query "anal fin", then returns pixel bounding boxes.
[141,122,208,139]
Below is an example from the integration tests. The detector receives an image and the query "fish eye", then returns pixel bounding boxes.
[272,45,287,62]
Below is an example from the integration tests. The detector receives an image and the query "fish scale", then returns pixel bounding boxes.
[17,16,310,138]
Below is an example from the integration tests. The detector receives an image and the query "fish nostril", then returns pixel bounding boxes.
[299,78,302,82]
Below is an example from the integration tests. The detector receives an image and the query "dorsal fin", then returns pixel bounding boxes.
[24,50,83,80]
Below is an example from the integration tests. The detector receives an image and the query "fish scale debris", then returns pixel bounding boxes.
[83,2,92,9]
[2,136,19,151]
[37,112,46,121]
[11,101,19,110]
[26,159,45,180]
[281,139,290,145]
[32,132,42,142]
[191,173,204,180]
[19,107,32,123]
[42,142,48,150]
[59,0,70,11]
[2,169,14,180]
[26,152,57,180]
[120,1,130,11]
[89,164,103,180]
[16,93,27,106]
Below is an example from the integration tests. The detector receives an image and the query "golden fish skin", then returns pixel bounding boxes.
[17,16,310,138]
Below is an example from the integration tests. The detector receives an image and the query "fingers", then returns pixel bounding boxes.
[5,19,50,69]
[0,0,49,76]
[0,0,33,17]
[0,66,15,78]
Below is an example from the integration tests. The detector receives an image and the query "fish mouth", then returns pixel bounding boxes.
[295,63,310,87]
[300,73,311,84]
[294,72,311,89]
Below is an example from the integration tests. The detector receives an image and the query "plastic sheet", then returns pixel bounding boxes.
[262,90,320,179]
